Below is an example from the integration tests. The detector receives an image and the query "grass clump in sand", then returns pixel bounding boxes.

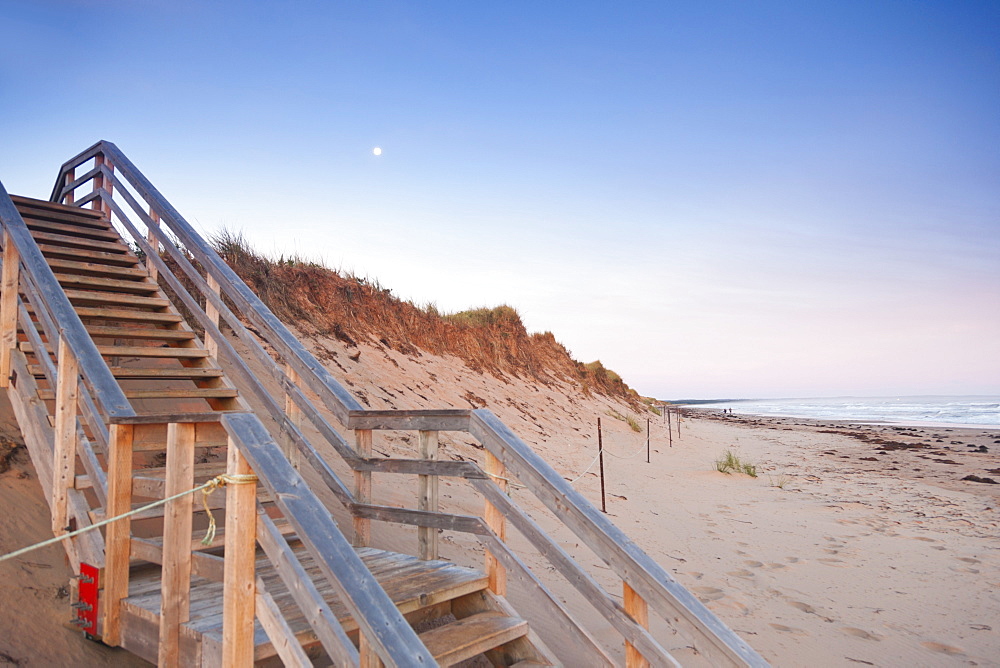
[606,409,643,433]
[715,450,757,477]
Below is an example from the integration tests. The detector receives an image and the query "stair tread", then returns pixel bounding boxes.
[11,194,107,218]
[20,342,210,358]
[54,273,160,294]
[24,218,121,241]
[81,326,195,341]
[29,229,131,253]
[37,387,237,400]
[420,611,528,666]
[68,306,183,323]
[123,547,490,651]
[45,257,149,278]
[63,288,170,308]
[38,243,140,266]
[28,365,224,379]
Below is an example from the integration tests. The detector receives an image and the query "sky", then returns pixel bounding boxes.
[0,1,997,399]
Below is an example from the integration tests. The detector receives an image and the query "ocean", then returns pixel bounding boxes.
[701,396,1000,429]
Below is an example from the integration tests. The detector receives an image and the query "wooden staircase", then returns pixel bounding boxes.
[6,195,551,666]
[0,142,768,667]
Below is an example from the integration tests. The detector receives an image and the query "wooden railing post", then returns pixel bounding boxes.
[103,423,134,646]
[51,338,79,535]
[63,168,75,204]
[223,438,257,667]
[284,363,302,469]
[624,581,650,668]
[204,273,221,360]
[92,155,105,213]
[159,422,196,667]
[353,429,372,547]
[0,230,19,387]
[484,451,507,595]
[103,160,114,217]
[147,208,159,283]
[418,430,439,560]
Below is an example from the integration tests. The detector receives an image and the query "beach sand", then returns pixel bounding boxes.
[0,334,997,666]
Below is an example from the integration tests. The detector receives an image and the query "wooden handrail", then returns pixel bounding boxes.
[469,409,768,667]
[222,412,437,667]
[0,180,134,420]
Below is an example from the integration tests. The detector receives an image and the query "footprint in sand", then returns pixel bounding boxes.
[817,558,847,567]
[841,627,881,641]
[921,641,965,656]
[685,571,704,580]
[692,586,725,602]
[786,556,803,564]
[727,569,755,579]
[765,563,787,570]
[788,600,834,622]
[769,623,808,636]
[957,557,981,564]
[744,560,764,568]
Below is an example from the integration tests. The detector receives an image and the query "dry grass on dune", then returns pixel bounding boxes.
[208,229,640,404]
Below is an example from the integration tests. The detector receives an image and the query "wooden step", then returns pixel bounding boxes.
[29,230,131,254]
[419,611,528,666]
[54,273,160,295]
[121,547,491,665]
[38,243,140,267]
[29,364,224,380]
[24,217,122,241]
[81,326,195,341]
[21,342,209,358]
[63,288,170,309]
[38,387,237,401]
[11,195,109,226]
[69,306,183,323]
[45,257,149,279]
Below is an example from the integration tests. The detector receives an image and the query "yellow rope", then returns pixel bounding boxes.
[200,473,259,545]
[0,473,257,565]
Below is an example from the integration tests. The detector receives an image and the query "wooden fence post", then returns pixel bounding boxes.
[598,418,607,514]
[51,338,79,535]
[484,451,507,595]
[418,430,439,560]
[103,160,114,217]
[624,581,650,668]
[223,439,257,667]
[0,230,19,387]
[159,422,196,666]
[353,429,372,547]
[103,423,134,646]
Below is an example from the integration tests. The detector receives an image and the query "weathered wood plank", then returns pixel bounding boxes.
[28,229,128,253]
[353,429,372,548]
[347,409,471,432]
[53,272,159,294]
[46,256,148,278]
[419,611,527,666]
[103,423,134,646]
[624,582,650,668]
[21,342,208,359]
[62,289,170,309]
[255,510,360,666]
[418,430,439,560]
[50,338,79,534]
[0,230,19,387]
[158,422,196,667]
[36,243,140,266]
[222,438,256,668]
[350,503,487,535]
[484,451,507,596]
[254,579,312,668]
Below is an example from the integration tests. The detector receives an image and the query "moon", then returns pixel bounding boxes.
[373,147,382,156]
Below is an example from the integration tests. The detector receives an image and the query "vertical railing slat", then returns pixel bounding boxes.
[0,230,20,387]
[484,451,508,595]
[103,423,134,646]
[625,582,651,668]
[158,422,196,666]
[353,429,372,547]
[418,430,439,560]
[222,438,257,667]
[51,338,79,534]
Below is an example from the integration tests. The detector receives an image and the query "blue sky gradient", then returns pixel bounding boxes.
[1,1,997,398]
